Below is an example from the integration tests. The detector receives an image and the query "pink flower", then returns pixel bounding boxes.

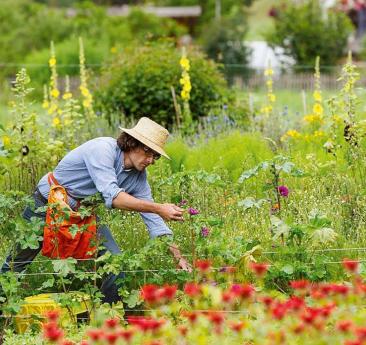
[201,227,210,237]
[188,207,199,215]
[278,185,289,197]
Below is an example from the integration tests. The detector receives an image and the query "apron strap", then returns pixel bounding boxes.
[47,172,81,209]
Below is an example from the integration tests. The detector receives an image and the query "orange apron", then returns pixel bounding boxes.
[42,173,97,259]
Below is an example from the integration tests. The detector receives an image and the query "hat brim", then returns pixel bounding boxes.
[119,127,170,159]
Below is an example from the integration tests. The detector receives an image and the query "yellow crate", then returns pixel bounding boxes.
[15,292,93,334]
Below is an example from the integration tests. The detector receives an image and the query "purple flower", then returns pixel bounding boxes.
[201,227,210,237]
[179,199,188,207]
[188,207,199,216]
[278,185,289,197]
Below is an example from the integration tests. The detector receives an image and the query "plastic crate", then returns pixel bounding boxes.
[15,292,93,333]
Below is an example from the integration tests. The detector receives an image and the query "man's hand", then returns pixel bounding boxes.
[177,257,192,273]
[157,203,184,221]
[168,243,192,273]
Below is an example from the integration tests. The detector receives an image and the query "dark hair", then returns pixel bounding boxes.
[117,132,142,152]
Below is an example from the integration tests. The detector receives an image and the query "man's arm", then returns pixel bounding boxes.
[112,191,184,221]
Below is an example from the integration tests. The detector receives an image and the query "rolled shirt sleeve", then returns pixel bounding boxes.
[83,141,125,208]
[132,174,173,239]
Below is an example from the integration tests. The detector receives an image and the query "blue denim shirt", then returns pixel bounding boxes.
[37,137,173,238]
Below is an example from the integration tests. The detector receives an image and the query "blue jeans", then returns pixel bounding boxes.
[0,191,125,304]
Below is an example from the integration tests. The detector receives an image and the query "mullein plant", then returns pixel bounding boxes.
[281,57,325,144]
[257,62,276,133]
[302,57,326,142]
[79,37,95,123]
[179,47,192,132]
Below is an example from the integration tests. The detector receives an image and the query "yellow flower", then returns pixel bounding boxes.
[50,89,60,98]
[181,90,190,100]
[264,68,274,76]
[303,114,324,124]
[332,115,343,123]
[49,58,56,67]
[313,90,322,102]
[180,57,190,70]
[286,129,301,138]
[313,103,323,116]
[57,109,62,115]
[269,93,276,102]
[2,136,10,146]
[42,100,49,109]
[266,80,273,87]
[52,117,60,126]
[83,99,91,108]
[62,92,72,100]
[81,88,90,97]
[313,130,324,137]
[110,46,117,54]
[48,104,57,115]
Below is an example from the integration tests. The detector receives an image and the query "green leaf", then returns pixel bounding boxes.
[238,197,268,210]
[271,216,290,240]
[282,264,294,275]
[52,258,77,276]
[123,289,143,308]
[311,227,338,245]
[69,224,80,239]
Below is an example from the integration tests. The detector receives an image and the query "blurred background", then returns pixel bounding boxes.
[0,0,365,123]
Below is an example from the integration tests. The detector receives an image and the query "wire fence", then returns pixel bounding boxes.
[2,62,366,92]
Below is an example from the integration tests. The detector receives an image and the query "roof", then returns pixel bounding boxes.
[67,5,202,18]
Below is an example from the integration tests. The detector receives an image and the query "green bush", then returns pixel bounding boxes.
[94,42,230,127]
[200,7,251,66]
[266,0,353,69]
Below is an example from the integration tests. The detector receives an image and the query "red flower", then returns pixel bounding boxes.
[355,327,366,341]
[87,329,104,341]
[105,317,120,329]
[337,320,353,333]
[290,279,310,290]
[222,291,233,304]
[178,325,188,336]
[127,316,164,333]
[207,311,225,326]
[159,284,177,301]
[230,284,255,299]
[140,284,159,304]
[195,259,212,273]
[45,309,60,322]
[184,282,202,297]
[230,321,245,332]
[249,262,269,277]
[104,332,119,345]
[43,322,64,342]
[261,296,274,307]
[182,311,198,323]
[119,328,134,342]
[343,258,359,273]
[271,302,288,320]
[285,295,305,311]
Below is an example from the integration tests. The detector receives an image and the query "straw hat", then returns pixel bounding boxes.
[119,117,170,159]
